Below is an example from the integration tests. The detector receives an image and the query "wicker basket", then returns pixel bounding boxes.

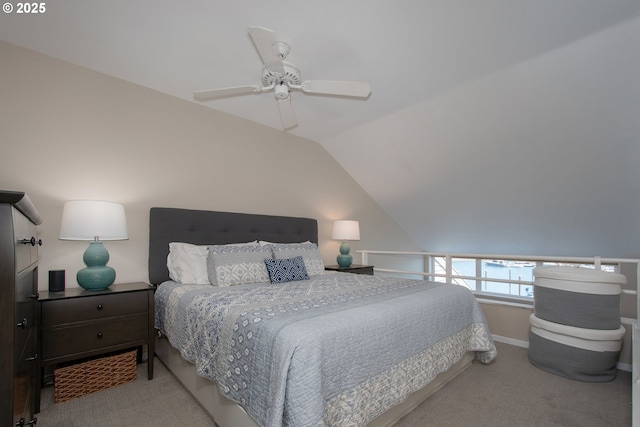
[54,349,137,403]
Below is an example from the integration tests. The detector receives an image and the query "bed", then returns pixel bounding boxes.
[149,207,497,427]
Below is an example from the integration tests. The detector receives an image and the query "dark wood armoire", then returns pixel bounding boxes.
[0,191,42,427]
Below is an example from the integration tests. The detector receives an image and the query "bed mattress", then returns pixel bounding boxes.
[533,266,624,330]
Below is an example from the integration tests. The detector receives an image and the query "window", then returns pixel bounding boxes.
[360,251,623,302]
[431,257,617,300]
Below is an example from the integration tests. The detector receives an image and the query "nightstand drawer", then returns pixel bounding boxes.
[42,292,147,327]
[41,314,148,361]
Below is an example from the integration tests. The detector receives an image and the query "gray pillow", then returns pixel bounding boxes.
[207,244,273,286]
[269,242,325,276]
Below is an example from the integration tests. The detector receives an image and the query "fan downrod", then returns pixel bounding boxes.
[274,42,290,60]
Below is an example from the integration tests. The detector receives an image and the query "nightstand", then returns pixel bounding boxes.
[325,264,374,275]
[36,282,154,410]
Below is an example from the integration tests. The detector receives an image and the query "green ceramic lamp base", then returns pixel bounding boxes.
[337,241,353,267]
[77,241,116,290]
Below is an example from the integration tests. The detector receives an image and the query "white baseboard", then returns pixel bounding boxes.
[492,334,529,348]
[617,362,632,372]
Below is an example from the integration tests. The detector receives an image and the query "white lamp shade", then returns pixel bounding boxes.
[332,220,360,241]
[59,200,128,241]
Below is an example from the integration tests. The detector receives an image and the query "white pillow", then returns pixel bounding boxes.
[167,242,210,284]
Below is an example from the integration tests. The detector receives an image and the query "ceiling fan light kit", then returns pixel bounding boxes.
[194,26,371,129]
[274,84,289,99]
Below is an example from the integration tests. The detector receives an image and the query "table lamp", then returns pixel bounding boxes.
[332,220,360,267]
[59,200,128,290]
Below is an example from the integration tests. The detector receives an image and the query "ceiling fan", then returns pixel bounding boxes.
[193,26,371,129]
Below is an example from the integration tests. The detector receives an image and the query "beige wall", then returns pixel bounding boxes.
[480,302,533,343]
[0,41,420,289]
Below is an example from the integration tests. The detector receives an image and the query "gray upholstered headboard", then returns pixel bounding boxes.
[148,207,319,285]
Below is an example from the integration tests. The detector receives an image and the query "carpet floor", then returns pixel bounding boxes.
[36,342,631,426]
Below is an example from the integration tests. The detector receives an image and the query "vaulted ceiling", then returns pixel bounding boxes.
[2,1,640,257]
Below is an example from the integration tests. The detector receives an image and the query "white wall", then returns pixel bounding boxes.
[323,16,640,259]
[0,42,419,289]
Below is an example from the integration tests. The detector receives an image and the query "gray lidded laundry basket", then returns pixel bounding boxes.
[533,266,625,330]
[528,314,625,382]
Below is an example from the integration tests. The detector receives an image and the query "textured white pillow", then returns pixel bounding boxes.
[167,242,210,284]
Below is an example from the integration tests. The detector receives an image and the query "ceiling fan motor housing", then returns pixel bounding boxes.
[262,61,301,88]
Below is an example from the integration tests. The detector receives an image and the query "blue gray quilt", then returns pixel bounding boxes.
[155,272,496,427]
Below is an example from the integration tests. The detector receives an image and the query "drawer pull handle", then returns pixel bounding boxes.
[19,237,42,246]
[29,292,39,300]
[16,317,28,329]
[25,353,38,362]
[97,304,103,310]
[16,417,37,427]
[97,332,103,339]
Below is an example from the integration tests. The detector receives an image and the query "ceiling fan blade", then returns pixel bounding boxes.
[193,85,262,101]
[301,80,371,98]
[248,26,285,75]
[277,97,297,129]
